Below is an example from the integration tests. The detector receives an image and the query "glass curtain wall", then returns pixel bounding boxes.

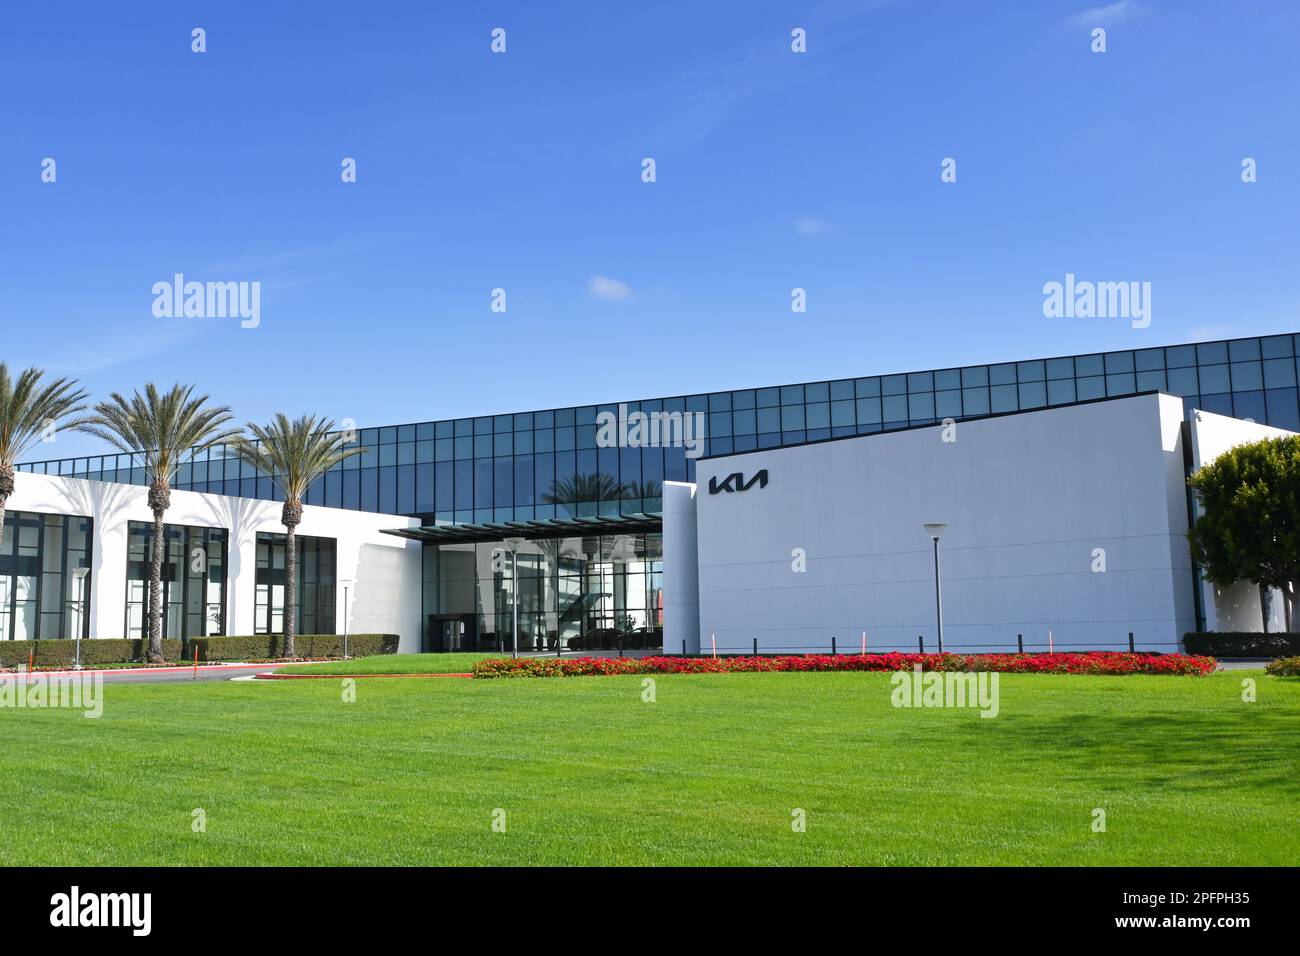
[254,533,336,635]
[20,334,1300,524]
[422,534,663,652]
[0,511,92,640]
[125,522,227,641]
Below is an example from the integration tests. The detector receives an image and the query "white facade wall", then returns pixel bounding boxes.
[661,480,700,655]
[1188,409,1297,632]
[5,472,424,651]
[690,393,1198,654]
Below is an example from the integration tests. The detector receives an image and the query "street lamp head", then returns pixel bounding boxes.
[923,523,948,542]
[503,536,525,552]
[72,567,90,582]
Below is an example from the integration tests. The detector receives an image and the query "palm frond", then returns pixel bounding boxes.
[78,383,240,486]
[230,413,362,503]
[0,363,91,467]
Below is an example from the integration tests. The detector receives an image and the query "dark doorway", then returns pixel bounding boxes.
[426,613,477,652]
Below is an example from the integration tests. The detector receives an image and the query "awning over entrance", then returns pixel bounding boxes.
[380,512,662,544]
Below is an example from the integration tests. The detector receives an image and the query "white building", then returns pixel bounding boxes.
[663,393,1292,655]
[1,473,423,650]
[2,392,1290,656]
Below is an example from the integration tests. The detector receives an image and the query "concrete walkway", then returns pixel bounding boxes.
[0,661,315,684]
[1214,659,1273,671]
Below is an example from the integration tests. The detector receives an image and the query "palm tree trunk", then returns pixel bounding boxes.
[0,460,14,554]
[147,481,170,663]
[282,499,302,659]
[148,507,166,662]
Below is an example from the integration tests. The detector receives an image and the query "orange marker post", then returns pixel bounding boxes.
[193,645,199,680]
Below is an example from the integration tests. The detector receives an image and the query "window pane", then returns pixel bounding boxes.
[990,384,1017,412]
[961,388,989,415]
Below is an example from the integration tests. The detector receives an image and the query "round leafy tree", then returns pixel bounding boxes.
[1187,434,1300,632]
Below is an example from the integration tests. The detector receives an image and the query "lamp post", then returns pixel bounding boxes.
[922,523,947,653]
[503,537,524,660]
[72,567,90,670]
[339,579,353,659]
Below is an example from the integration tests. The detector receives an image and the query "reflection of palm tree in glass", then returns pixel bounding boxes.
[536,477,659,649]
[623,480,661,504]
[542,474,626,505]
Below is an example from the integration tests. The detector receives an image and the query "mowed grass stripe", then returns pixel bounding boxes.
[0,671,1294,865]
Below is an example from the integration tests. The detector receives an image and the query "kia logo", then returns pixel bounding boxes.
[708,469,768,494]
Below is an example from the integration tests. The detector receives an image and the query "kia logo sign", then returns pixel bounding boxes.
[708,469,768,494]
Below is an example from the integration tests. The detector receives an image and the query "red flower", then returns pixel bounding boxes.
[471,651,1217,679]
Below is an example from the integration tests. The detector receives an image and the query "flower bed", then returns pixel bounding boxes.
[471,651,1217,679]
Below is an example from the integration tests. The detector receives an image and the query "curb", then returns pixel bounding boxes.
[254,672,474,680]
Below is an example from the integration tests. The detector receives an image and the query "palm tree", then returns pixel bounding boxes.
[231,414,361,658]
[80,385,238,662]
[0,365,91,554]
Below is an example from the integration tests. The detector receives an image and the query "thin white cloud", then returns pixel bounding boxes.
[795,217,834,238]
[587,275,632,301]
[41,315,208,377]
[1184,325,1241,344]
[1065,1,1148,27]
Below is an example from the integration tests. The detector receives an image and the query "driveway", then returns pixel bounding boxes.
[0,662,309,685]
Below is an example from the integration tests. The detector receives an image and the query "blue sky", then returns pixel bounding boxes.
[3,0,1298,459]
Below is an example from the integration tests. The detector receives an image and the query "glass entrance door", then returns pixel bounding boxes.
[427,614,475,652]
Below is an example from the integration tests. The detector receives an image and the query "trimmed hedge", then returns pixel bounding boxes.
[189,634,399,661]
[1184,632,1300,657]
[0,639,183,668]
[567,628,663,651]
[0,634,399,667]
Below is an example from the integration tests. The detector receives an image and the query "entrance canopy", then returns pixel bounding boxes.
[381,512,662,545]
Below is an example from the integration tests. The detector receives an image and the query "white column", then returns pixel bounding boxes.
[662,480,700,655]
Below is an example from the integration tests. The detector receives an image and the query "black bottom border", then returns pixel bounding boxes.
[0,866,1283,941]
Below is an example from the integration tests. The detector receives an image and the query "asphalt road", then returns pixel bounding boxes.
[0,662,297,685]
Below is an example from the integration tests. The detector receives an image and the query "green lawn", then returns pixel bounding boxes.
[1,669,1295,865]
[278,652,494,674]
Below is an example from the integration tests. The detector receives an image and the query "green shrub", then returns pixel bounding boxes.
[567,628,664,651]
[0,639,184,668]
[1265,656,1300,676]
[0,634,399,667]
[189,634,399,661]
[1183,632,1300,657]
